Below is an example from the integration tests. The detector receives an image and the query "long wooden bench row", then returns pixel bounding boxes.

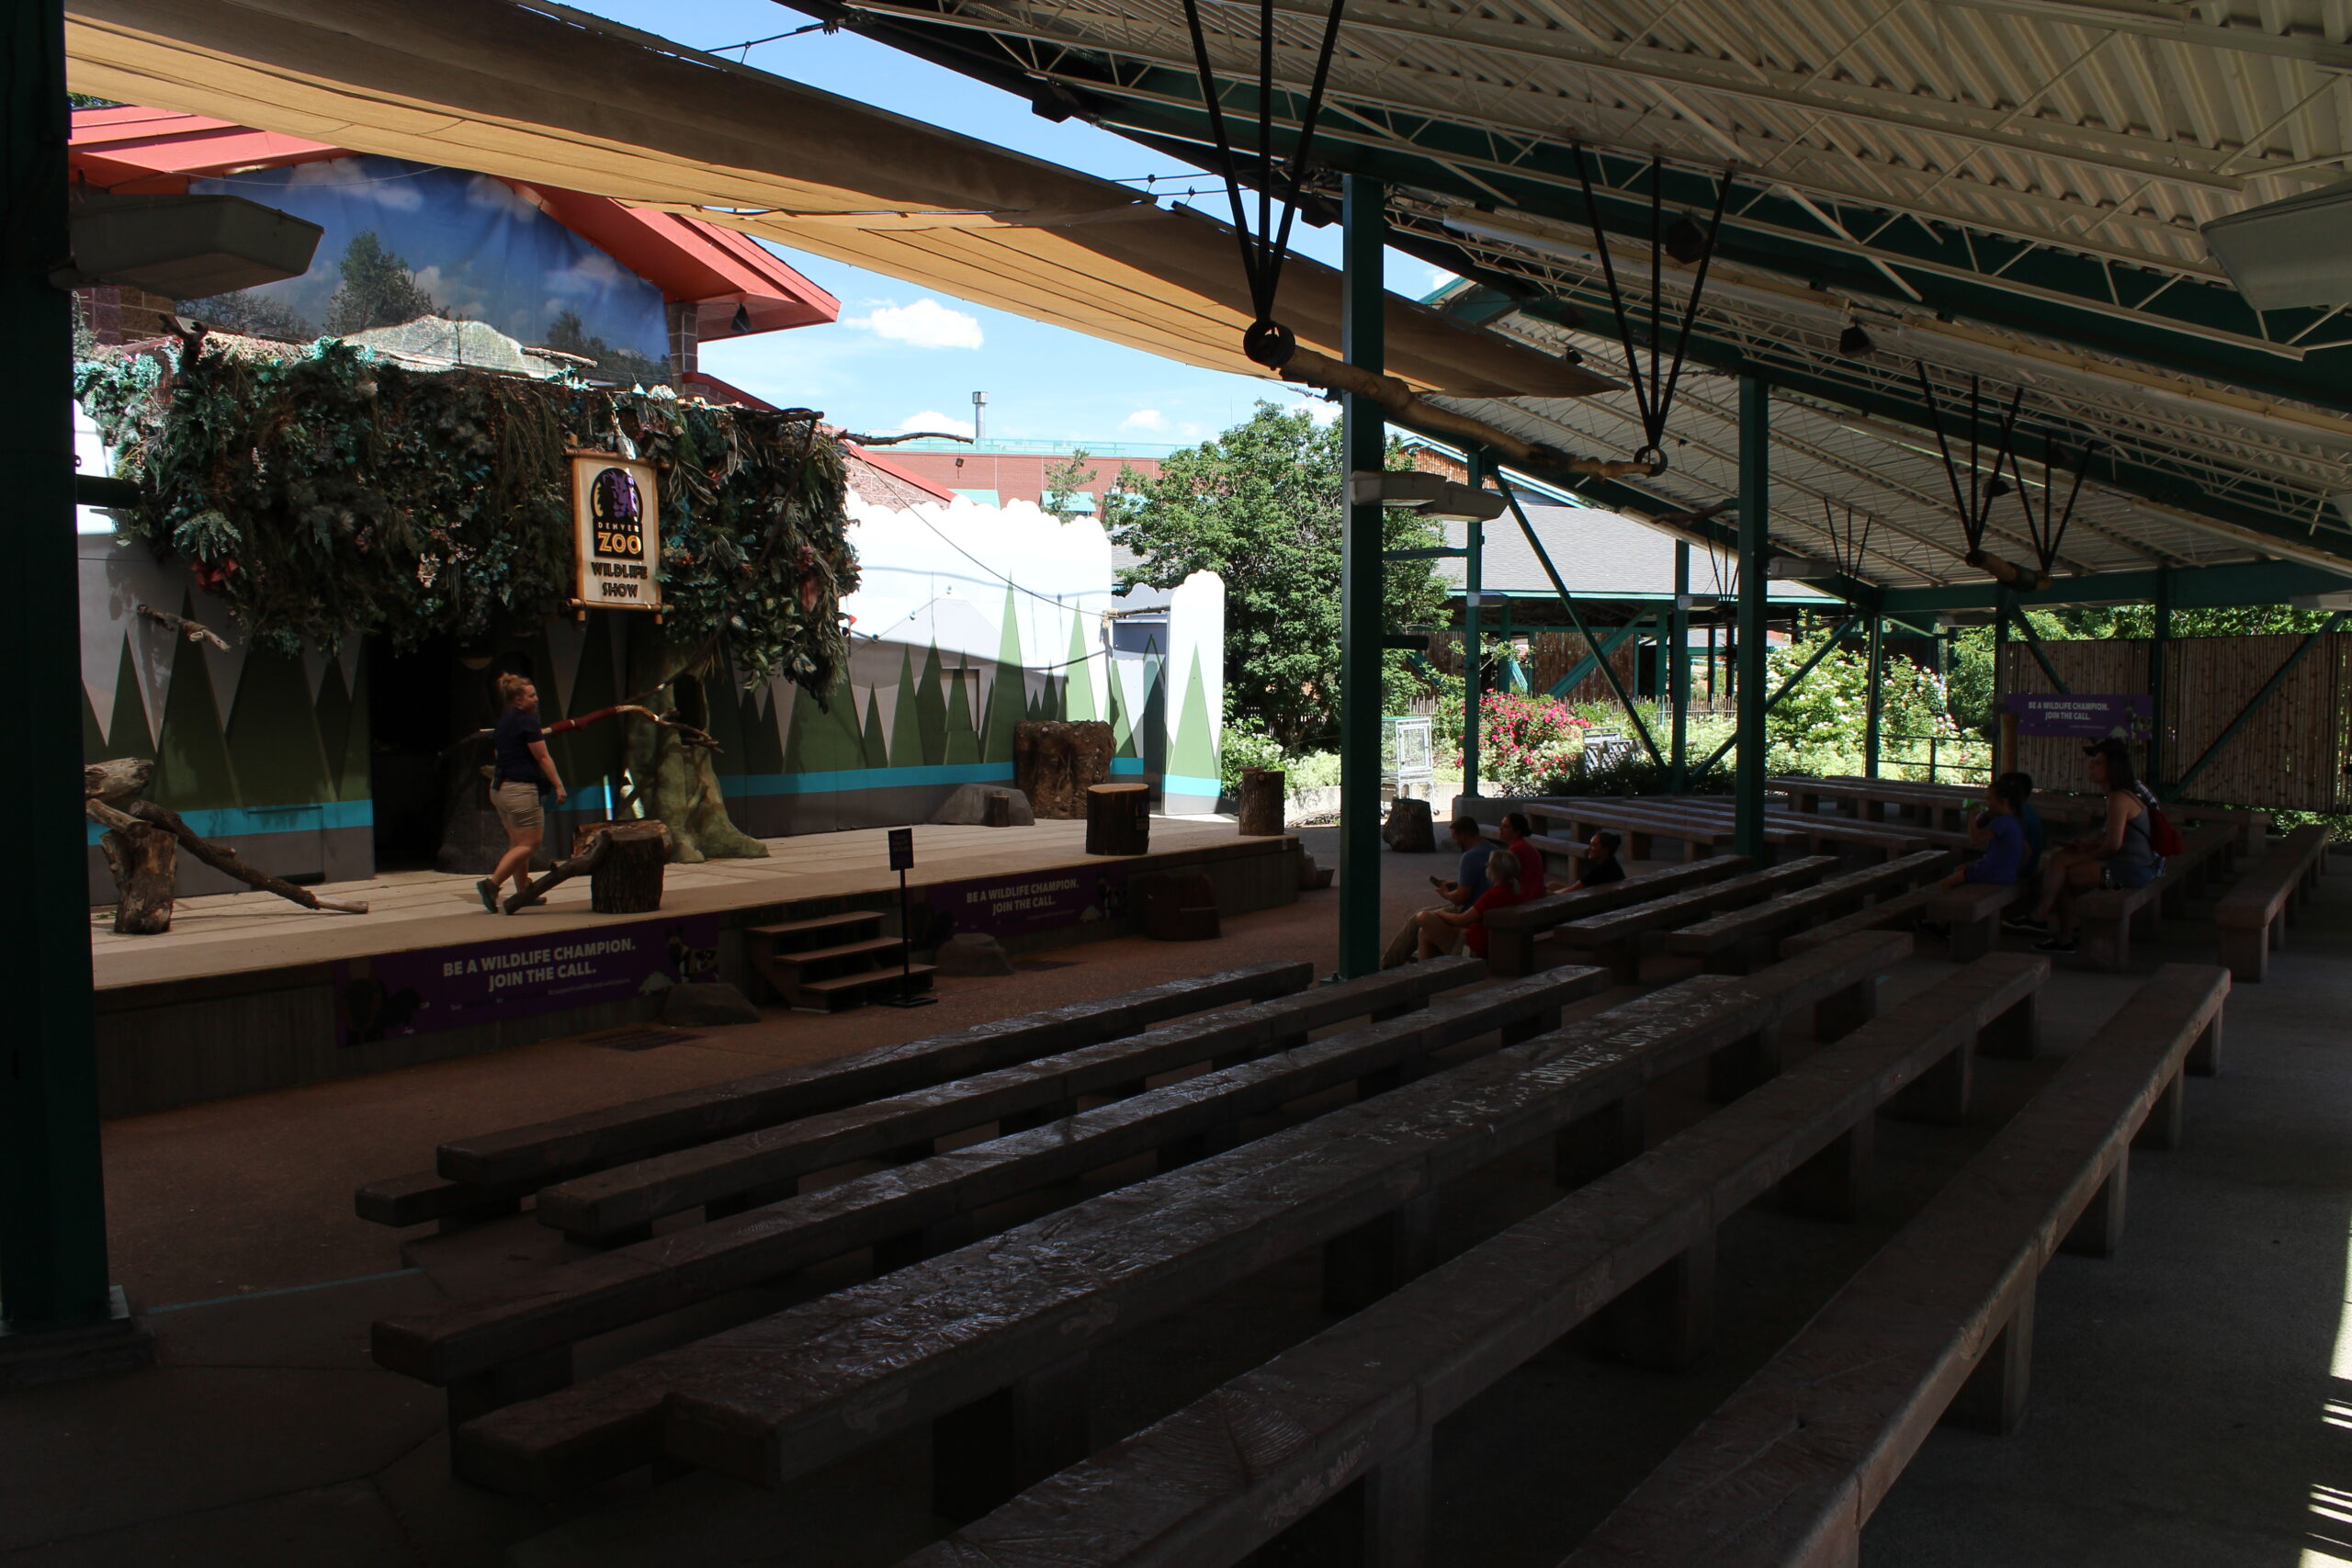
[898,960,2228,1568]
[355,961,1317,1229]
[2214,824,2332,981]
[529,959,1486,1247]
[373,964,1605,1421]
[1562,964,2228,1568]
[446,931,1910,1502]
[1483,857,1752,977]
[1666,850,1951,973]
[1555,857,1839,982]
[890,950,2104,1568]
[2076,822,2235,972]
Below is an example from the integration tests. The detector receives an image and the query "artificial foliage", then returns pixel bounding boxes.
[74,336,859,693]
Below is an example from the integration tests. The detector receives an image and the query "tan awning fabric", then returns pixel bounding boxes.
[63,0,1615,399]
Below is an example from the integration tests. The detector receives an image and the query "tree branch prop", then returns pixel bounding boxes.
[116,799,368,914]
[135,603,230,649]
[1267,344,1662,479]
[450,703,721,755]
[503,829,615,915]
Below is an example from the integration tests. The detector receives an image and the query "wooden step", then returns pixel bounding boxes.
[798,963,938,995]
[786,963,939,1012]
[746,910,884,940]
[763,935,905,969]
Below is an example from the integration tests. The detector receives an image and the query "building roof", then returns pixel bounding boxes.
[1442,502,1829,609]
[66,104,836,333]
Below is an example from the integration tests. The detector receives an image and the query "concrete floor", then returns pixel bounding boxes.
[4,824,2346,1566]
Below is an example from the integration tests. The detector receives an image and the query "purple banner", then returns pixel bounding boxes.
[920,863,1134,943]
[2005,693,2153,740]
[334,914,722,1044]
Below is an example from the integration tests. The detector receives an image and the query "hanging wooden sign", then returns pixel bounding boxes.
[569,450,662,614]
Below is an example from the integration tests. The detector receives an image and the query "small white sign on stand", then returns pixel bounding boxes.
[569,450,662,616]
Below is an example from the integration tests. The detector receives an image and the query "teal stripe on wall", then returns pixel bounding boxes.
[719,762,1016,797]
[83,799,373,847]
[1110,758,1146,776]
[1162,774,1224,797]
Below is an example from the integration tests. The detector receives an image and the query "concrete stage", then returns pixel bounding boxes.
[90,818,1300,1119]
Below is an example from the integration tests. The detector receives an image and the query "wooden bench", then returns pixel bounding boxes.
[2213,824,2333,981]
[451,932,1908,1503]
[1667,851,1952,972]
[1555,856,1838,982]
[1483,857,1753,977]
[1773,773,1974,830]
[1524,800,1806,863]
[2075,823,2234,972]
[353,961,1313,1229]
[886,952,2053,1568]
[529,958,1488,1247]
[1558,964,2229,1568]
[371,967,1609,1430]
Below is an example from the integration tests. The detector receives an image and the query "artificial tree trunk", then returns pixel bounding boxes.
[625,631,768,863]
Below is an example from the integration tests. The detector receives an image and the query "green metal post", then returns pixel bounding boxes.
[1993,592,2012,776]
[1337,175,1385,979]
[1670,543,1690,792]
[1862,614,1884,779]
[1461,450,1485,798]
[1,0,117,1335]
[1734,377,1770,858]
[2148,568,2171,792]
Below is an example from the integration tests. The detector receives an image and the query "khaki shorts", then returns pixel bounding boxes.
[492,780,544,835]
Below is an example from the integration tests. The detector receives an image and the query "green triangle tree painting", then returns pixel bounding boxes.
[148,611,240,811]
[782,672,864,773]
[943,660,981,765]
[888,647,926,771]
[83,684,107,765]
[741,686,786,777]
[226,649,333,808]
[861,690,890,770]
[1063,612,1098,722]
[913,645,949,767]
[335,655,371,803]
[980,585,1026,763]
[93,638,151,762]
[1106,660,1136,759]
[1168,648,1218,787]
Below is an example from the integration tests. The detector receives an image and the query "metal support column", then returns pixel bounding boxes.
[1992,593,2015,778]
[1461,449,1485,798]
[1735,377,1770,859]
[1336,175,1385,979]
[1669,543,1690,793]
[2148,569,2172,793]
[1862,614,1884,779]
[1,0,122,1345]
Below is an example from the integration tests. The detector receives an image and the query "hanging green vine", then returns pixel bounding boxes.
[74,336,858,692]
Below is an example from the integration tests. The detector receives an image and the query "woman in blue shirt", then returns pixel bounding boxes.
[478,673,568,913]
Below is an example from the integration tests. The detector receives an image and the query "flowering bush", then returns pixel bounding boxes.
[1764,638,1972,778]
[1464,692,1590,793]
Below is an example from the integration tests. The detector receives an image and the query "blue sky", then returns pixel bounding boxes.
[571,0,1456,445]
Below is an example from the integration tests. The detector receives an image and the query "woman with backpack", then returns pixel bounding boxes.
[2006,739,2171,953]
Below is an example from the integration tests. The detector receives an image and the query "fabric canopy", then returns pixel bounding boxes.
[63,0,1616,400]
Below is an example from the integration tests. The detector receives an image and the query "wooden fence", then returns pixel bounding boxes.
[2001,635,2352,812]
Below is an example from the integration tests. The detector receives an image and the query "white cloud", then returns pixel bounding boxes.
[546,251,628,298]
[463,174,541,220]
[894,410,976,438]
[1301,397,1341,427]
[1120,408,1169,432]
[280,155,422,210]
[844,298,984,350]
[1424,265,1460,296]
[1178,422,1204,439]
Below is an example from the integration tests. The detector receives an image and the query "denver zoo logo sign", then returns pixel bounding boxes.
[569,450,662,614]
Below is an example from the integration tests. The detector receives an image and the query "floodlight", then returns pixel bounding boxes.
[52,193,322,298]
[1349,469,1510,522]
[2202,181,2352,311]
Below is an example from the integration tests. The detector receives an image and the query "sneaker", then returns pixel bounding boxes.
[476,878,499,913]
[2003,913,2048,933]
[2033,934,2079,953]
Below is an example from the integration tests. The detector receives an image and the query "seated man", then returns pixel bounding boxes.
[1562,829,1626,891]
[1381,816,1491,966]
[1418,849,1525,961]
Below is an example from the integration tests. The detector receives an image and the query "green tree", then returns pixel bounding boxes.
[1042,448,1099,523]
[323,231,442,334]
[1111,402,1447,751]
[541,308,671,387]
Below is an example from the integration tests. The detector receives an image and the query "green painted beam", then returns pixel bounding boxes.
[1338,174,1386,979]
[1876,558,2352,614]
[1734,377,1771,856]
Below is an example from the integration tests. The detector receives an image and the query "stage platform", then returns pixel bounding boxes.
[90,818,1302,1119]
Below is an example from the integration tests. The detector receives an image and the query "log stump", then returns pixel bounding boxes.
[1382,795,1437,852]
[576,819,672,914]
[1237,769,1285,837]
[101,821,177,935]
[1084,783,1151,856]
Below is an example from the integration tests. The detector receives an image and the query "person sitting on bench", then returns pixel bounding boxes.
[1997,770,2045,877]
[1561,829,1626,892]
[1381,817,1490,967]
[1498,810,1548,894]
[2007,739,2154,953]
[1936,775,2029,897]
[1416,849,1524,961]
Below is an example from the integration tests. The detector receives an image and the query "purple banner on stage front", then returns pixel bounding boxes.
[920,862,1135,943]
[334,914,721,1043]
[2004,693,2153,740]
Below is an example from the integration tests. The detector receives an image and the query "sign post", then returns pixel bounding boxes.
[878,827,935,1010]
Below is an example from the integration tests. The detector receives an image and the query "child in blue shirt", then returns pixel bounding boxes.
[1936,775,2029,893]
[1998,771,2044,878]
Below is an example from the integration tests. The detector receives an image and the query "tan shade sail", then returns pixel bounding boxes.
[63,0,1616,400]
